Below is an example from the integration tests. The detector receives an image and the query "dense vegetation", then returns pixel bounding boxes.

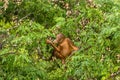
[0,0,120,80]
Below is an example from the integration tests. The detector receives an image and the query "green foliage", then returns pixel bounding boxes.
[0,0,120,80]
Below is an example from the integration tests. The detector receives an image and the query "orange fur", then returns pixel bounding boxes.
[46,33,78,64]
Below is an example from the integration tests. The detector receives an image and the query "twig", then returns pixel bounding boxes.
[19,13,32,22]
[6,13,32,32]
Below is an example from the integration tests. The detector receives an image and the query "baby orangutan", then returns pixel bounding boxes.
[46,33,78,64]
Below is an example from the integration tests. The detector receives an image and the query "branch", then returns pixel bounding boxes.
[0,51,16,56]
[19,13,32,22]
[6,13,32,32]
